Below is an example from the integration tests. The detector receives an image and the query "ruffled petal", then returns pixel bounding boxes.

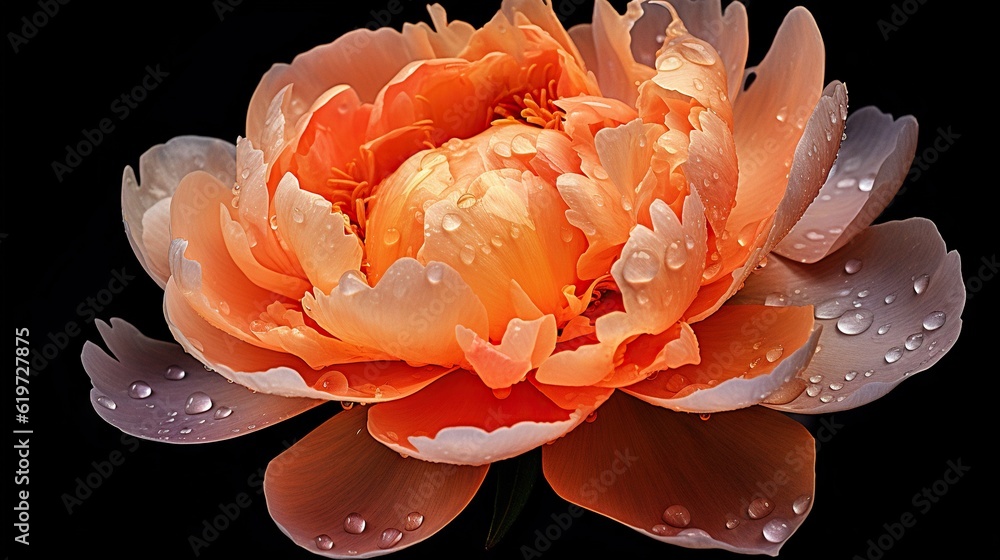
[623,305,820,412]
[367,371,610,465]
[589,0,656,105]
[456,315,557,389]
[265,406,489,558]
[775,106,918,263]
[543,392,815,555]
[122,136,235,288]
[732,219,965,413]
[83,318,321,442]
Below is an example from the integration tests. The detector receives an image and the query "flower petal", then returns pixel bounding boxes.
[165,279,451,402]
[265,406,489,558]
[83,318,322,442]
[669,0,749,104]
[775,106,918,263]
[589,0,656,105]
[732,219,965,413]
[122,136,235,288]
[367,371,610,465]
[623,305,820,412]
[305,258,489,366]
[543,392,815,555]
[456,315,557,389]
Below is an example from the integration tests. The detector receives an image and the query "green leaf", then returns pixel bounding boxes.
[484,450,540,550]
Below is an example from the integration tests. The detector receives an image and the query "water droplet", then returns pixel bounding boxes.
[749,357,761,369]
[805,230,825,241]
[912,274,929,294]
[829,382,843,391]
[214,406,233,419]
[623,250,660,284]
[808,375,822,384]
[383,228,400,246]
[877,324,891,335]
[510,224,521,238]
[844,259,863,274]
[560,226,574,243]
[442,213,462,232]
[620,195,633,212]
[792,495,811,515]
[666,241,687,269]
[659,55,683,71]
[179,427,193,435]
[905,333,924,351]
[97,395,117,410]
[864,369,874,377]
[165,365,186,380]
[725,517,741,530]
[922,311,946,331]
[185,392,213,415]
[845,371,858,382]
[766,346,784,363]
[344,512,366,534]
[456,193,477,209]
[291,207,305,224]
[128,381,152,399]
[699,413,711,421]
[315,534,334,550]
[858,175,875,192]
[650,524,673,536]
[426,264,444,284]
[814,298,848,319]
[765,293,789,307]
[269,214,279,230]
[857,289,870,298]
[763,518,791,543]
[490,235,504,248]
[377,528,402,549]
[693,77,704,91]
[884,347,903,363]
[661,505,691,528]
[404,512,425,531]
[747,497,774,519]
[460,244,476,265]
[775,106,788,123]
[819,395,834,403]
[884,293,897,304]
[341,401,355,410]
[836,308,874,335]
[806,384,821,397]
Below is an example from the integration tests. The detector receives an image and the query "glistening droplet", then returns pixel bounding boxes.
[747,497,774,519]
[315,534,334,550]
[128,381,152,399]
[344,512,366,534]
[97,395,117,410]
[164,365,186,380]
[836,308,874,335]
[762,518,791,543]
[404,512,424,531]
[661,505,691,528]
[377,528,403,549]
[922,311,946,331]
[185,392,213,415]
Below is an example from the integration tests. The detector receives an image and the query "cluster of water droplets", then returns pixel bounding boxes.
[648,493,810,545]
[312,511,426,553]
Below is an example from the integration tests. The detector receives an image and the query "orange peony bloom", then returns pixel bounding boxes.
[83,0,965,557]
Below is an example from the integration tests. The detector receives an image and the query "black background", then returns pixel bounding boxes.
[3,1,990,559]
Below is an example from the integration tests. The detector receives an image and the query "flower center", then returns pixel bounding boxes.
[491,62,565,131]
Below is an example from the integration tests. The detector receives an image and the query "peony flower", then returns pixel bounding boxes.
[83,0,965,557]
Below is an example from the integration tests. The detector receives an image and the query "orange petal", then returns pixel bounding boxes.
[589,0,656,105]
[368,371,608,465]
[623,305,820,412]
[456,315,557,389]
[122,136,236,288]
[265,406,489,558]
[601,321,700,387]
[305,259,489,366]
[668,0,749,104]
[543,392,815,555]
[732,219,965,413]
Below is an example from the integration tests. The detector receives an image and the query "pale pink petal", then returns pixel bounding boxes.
[501,0,586,66]
[776,106,918,263]
[731,219,965,413]
[265,406,489,558]
[304,259,489,366]
[590,0,656,105]
[164,280,451,402]
[456,315,557,389]
[567,24,599,73]
[669,0,749,104]
[273,173,364,293]
[416,4,477,57]
[623,305,820,412]
[83,318,322,442]
[122,136,235,288]
[543,392,815,555]
[368,371,609,465]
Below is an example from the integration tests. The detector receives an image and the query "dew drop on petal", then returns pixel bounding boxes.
[661,505,691,528]
[808,375,822,384]
[725,517,741,530]
[877,324,891,335]
[819,395,835,403]
[624,250,660,284]
[659,55,683,71]
[763,518,791,543]
[912,274,929,294]
[666,241,687,270]
[814,298,848,319]
[885,347,903,363]
[128,381,152,399]
[922,311,946,331]
[905,333,924,351]
[844,259,863,274]
[97,395,117,410]
[383,228,400,246]
[377,528,402,549]
[165,365,186,380]
[426,264,444,285]
[315,534,334,550]
[766,345,784,363]
[650,524,673,536]
[845,371,858,382]
[806,385,821,397]
[884,293,897,304]
[185,392,213,415]
[344,513,366,534]
[837,308,874,335]
[456,193,477,209]
[792,495,812,515]
[214,406,233,419]
[405,512,425,531]
[442,213,462,232]
[829,382,843,391]
[460,244,476,265]
[748,497,775,519]
[765,293,789,307]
